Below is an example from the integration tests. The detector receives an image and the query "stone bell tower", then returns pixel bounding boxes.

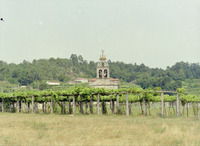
[89,51,119,89]
[97,51,110,79]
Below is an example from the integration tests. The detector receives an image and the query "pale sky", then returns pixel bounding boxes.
[0,0,200,69]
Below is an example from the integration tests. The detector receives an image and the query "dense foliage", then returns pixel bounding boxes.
[0,87,199,104]
[0,54,200,90]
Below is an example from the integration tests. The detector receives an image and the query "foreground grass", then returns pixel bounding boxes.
[0,112,200,145]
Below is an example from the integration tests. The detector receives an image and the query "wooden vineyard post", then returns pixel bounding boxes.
[80,97,84,114]
[197,102,199,119]
[69,96,71,114]
[17,97,19,113]
[90,95,93,114]
[61,102,63,114]
[9,102,11,112]
[143,97,146,116]
[28,102,30,113]
[129,102,132,115]
[126,92,129,116]
[32,96,34,114]
[2,98,4,112]
[176,93,180,116]
[42,102,44,113]
[109,94,114,114]
[73,95,75,115]
[61,101,64,114]
[140,100,143,114]
[97,93,100,115]
[80,101,84,114]
[110,96,112,110]
[63,101,66,114]
[161,92,164,117]
[116,94,119,114]
[85,101,88,114]
[179,100,182,116]
[12,101,15,112]
[45,102,47,113]
[102,101,106,114]
[21,100,23,113]
[187,102,189,117]
[35,101,39,113]
[112,99,115,114]
[26,102,28,113]
[51,96,53,114]
[172,101,175,114]
[148,102,151,116]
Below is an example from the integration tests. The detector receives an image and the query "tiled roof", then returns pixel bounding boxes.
[89,78,96,82]
[88,78,118,82]
[67,81,76,83]
[110,78,118,81]
[75,78,88,80]
[46,81,60,83]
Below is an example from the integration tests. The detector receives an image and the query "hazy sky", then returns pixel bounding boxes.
[1,0,200,69]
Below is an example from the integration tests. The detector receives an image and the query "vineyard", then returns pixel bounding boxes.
[0,87,199,118]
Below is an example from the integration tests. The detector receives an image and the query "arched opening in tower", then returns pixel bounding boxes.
[99,69,102,78]
[104,69,107,78]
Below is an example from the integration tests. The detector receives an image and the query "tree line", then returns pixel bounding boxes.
[0,54,200,90]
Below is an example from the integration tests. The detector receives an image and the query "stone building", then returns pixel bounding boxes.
[46,81,60,86]
[89,52,119,89]
[74,78,88,83]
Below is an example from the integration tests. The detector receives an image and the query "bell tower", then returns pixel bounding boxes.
[89,50,118,89]
[97,50,110,79]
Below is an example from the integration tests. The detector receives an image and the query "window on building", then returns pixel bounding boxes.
[102,62,104,67]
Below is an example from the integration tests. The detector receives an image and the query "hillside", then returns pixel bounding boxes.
[0,54,200,92]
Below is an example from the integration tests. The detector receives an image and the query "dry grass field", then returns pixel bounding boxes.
[0,112,200,145]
